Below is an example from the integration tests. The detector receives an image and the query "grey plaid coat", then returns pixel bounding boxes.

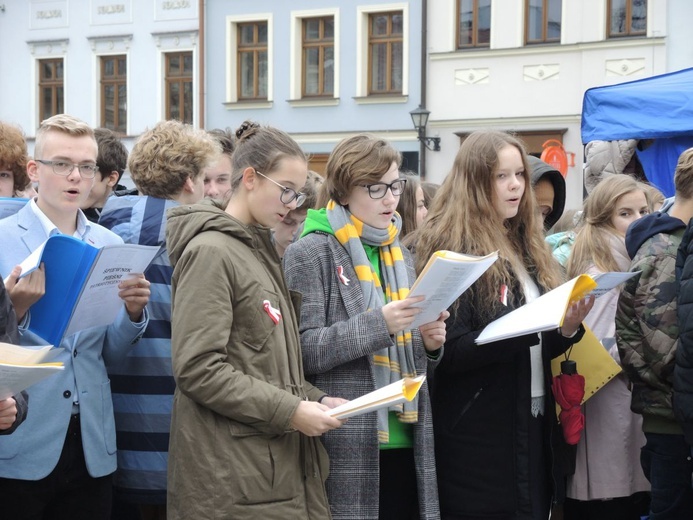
[283,232,441,520]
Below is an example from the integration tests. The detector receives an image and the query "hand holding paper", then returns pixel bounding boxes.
[326,375,426,419]
[476,272,639,345]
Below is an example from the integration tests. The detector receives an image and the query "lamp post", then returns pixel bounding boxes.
[409,105,440,179]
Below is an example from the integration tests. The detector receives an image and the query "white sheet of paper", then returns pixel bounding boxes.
[0,363,64,400]
[64,244,159,337]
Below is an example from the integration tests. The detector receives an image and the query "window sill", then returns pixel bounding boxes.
[287,97,340,108]
[223,100,273,110]
[352,94,408,105]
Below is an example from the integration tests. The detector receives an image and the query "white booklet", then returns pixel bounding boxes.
[326,375,426,419]
[475,271,639,345]
[0,342,64,400]
[408,250,498,328]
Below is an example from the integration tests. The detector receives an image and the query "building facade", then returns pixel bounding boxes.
[202,0,426,175]
[426,0,693,209]
[0,0,200,152]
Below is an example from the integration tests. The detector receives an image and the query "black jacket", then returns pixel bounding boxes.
[674,220,693,444]
[432,278,583,518]
[0,278,28,435]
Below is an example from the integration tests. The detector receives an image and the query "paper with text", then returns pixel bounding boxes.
[476,272,637,345]
[408,250,498,329]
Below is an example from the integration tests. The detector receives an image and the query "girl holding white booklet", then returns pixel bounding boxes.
[564,174,651,518]
[284,134,447,520]
[414,130,593,520]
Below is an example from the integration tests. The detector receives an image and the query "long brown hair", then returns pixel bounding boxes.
[567,174,648,277]
[398,171,422,239]
[414,130,562,318]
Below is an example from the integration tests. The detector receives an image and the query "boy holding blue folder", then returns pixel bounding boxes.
[0,114,151,519]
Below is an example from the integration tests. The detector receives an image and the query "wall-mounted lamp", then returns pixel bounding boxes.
[409,105,440,152]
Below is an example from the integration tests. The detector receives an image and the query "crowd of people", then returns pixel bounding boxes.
[1,114,693,520]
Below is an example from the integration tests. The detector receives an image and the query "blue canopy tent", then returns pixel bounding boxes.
[581,68,693,197]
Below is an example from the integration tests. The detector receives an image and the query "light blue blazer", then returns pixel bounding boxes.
[0,204,148,480]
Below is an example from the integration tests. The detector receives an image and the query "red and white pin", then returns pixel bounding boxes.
[263,300,282,324]
[336,266,350,286]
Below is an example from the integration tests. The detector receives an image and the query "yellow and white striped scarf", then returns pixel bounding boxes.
[326,200,418,442]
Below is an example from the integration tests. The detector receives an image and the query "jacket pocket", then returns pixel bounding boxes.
[227,425,303,505]
[239,289,280,352]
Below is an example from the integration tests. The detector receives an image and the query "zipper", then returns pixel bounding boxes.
[451,387,483,430]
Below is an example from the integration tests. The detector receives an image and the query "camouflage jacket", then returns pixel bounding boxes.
[616,227,685,429]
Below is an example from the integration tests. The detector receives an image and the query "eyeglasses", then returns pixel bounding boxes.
[36,159,98,179]
[359,178,407,200]
[255,170,306,208]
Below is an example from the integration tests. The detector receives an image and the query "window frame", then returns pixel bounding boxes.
[164,50,194,124]
[456,0,491,49]
[607,0,647,38]
[301,16,335,98]
[38,57,64,124]
[236,20,269,101]
[100,55,127,133]
[367,10,404,96]
[524,0,562,45]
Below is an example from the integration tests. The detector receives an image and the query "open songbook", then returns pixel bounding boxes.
[0,342,64,400]
[408,250,498,329]
[475,271,639,345]
[326,375,426,419]
[12,234,159,345]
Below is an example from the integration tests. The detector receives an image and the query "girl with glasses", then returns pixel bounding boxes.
[283,133,447,520]
[165,120,343,520]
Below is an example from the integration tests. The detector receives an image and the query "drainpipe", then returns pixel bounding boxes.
[419,0,428,179]
[198,0,205,129]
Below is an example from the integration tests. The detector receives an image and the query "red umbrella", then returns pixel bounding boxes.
[551,359,585,445]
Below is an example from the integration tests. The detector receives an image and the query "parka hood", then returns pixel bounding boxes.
[166,199,259,267]
[528,155,566,231]
[625,211,686,259]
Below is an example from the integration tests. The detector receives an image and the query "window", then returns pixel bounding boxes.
[608,0,647,37]
[165,51,193,124]
[457,0,491,49]
[238,21,268,100]
[38,58,64,122]
[368,11,403,95]
[100,55,126,133]
[302,17,334,97]
[525,0,561,44]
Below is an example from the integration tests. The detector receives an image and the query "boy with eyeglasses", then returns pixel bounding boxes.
[0,114,151,519]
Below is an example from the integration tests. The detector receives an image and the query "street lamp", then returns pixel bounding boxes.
[409,105,440,152]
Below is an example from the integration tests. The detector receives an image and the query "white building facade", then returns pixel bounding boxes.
[426,0,693,209]
[0,0,200,151]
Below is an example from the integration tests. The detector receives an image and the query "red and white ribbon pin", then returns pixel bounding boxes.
[263,300,282,324]
[336,266,350,286]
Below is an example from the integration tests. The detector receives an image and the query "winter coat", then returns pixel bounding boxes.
[165,201,331,520]
[617,212,687,433]
[674,220,693,444]
[283,231,440,520]
[99,195,180,504]
[568,234,648,501]
[433,277,583,519]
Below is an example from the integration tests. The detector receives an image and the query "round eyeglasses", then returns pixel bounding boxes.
[255,170,307,208]
[359,178,407,200]
[36,159,99,179]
